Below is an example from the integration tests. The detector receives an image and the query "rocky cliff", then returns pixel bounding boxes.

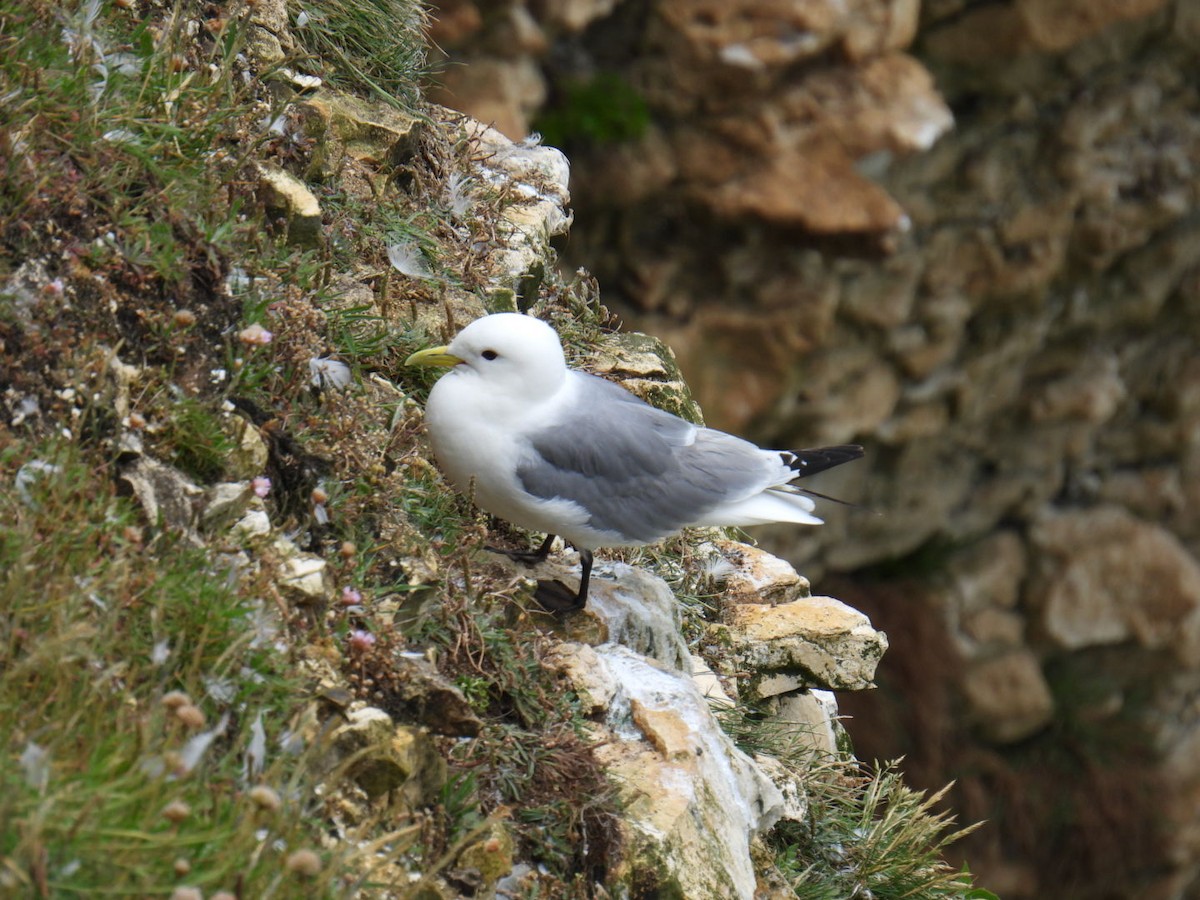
[0,0,982,897]
[428,0,1200,896]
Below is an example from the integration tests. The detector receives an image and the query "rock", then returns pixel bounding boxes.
[506,553,690,670]
[655,0,919,72]
[537,0,624,33]
[789,54,953,157]
[763,689,847,758]
[378,653,484,737]
[299,90,425,168]
[591,330,704,423]
[466,123,573,289]
[232,509,272,540]
[330,707,447,803]
[1029,507,1200,665]
[201,482,261,533]
[117,456,204,545]
[456,822,515,887]
[580,645,784,900]
[427,56,545,140]
[542,642,617,715]
[237,0,292,64]
[943,0,1172,62]
[1016,0,1170,53]
[705,137,909,234]
[750,753,808,824]
[947,532,1027,615]
[699,539,810,607]
[643,305,838,433]
[945,532,1030,655]
[1028,352,1127,423]
[712,595,888,694]
[273,541,334,606]
[255,163,323,248]
[961,650,1055,743]
[224,415,270,480]
[426,0,482,46]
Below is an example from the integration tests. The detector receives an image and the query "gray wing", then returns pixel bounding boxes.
[515,374,772,543]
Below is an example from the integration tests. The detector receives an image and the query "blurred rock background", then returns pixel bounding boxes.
[424,1,1200,897]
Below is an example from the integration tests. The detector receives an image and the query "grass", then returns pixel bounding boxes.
[0,440,353,897]
[287,0,428,112]
[770,759,986,900]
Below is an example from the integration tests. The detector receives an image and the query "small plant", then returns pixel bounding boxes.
[770,759,984,900]
[288,0,429,110]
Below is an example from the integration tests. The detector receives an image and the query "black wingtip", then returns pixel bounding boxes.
[783,444,864,479]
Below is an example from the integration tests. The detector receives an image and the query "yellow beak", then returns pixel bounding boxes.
[405,345,463,367]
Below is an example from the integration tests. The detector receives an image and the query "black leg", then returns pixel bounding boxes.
[574,549,592,608]
[486,533,557,566]
[534,548,592,613]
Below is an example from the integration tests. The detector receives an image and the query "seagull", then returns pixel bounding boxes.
[406,313,862,611]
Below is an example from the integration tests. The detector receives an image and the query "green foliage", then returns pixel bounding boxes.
[161,397,237,481]
[0,440,345,896]
[535,73,651,148]
[0,0,272,282]
[288,0,428,110]
[771,760,984,900]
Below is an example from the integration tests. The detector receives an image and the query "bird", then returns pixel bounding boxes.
[406,313,862,611]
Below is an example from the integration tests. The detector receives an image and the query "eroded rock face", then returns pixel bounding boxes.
[1029,507,1200,664]
[536,539,884,897]
[414,2,1200,893]
[584,644,783,900]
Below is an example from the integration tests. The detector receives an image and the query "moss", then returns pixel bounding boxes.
[535,73,651,148]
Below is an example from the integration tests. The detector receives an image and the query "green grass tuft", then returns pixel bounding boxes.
[0,440,346,897]
[288,0,429,111]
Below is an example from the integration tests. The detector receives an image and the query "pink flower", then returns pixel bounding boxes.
[238,323,273,346]
[340,586,363,607]
[348,630,376,652]
[252,476,271,498]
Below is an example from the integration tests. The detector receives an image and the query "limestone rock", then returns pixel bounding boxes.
[763,689,847,758]
[699,539,811,607]
[298,90,424,168]
[236,0,292,65]
[223,415,270,480]
[273,541,334,606]
[467,123,573,289]
[655,0,918,72]
[1016,0,1170,53]
[255,163,323,248]
[579,645,785,900]
[330,706,447,803]
[790,54,953,157]
[515,554,690,670]
[381,653,484,737]
[201,482,262,534]
[427,56,545,140]
[456,823,515,887]
[961,650,1055,744]
[537,0,624,33]
[117,455,204,545]
[542,642,616,715]
[712,595,888,694]
[706,138,909,234]
[591,330,704,423]
[1029,506,1200,665]
[926,0,1169,60]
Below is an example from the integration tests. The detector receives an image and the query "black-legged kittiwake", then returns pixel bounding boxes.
[406,313,862,610]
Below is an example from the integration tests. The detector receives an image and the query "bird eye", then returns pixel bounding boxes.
[481,349,498,360]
